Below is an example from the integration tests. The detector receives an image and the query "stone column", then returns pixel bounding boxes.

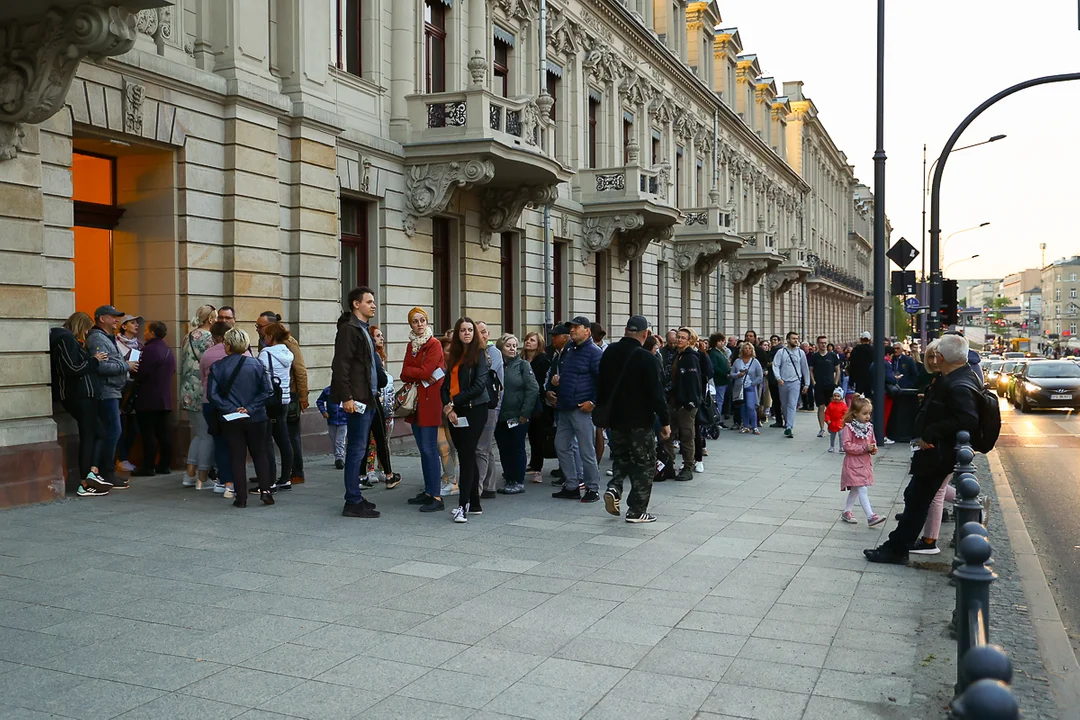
[389,0,416,142]
[467,0,488,89]
[210,0,278,90]
[275,0,332,99]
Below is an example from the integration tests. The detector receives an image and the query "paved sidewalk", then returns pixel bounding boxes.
[1,418,951,719]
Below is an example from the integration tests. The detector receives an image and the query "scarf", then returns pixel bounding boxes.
[409,326,434,356]
[847,419,873,440]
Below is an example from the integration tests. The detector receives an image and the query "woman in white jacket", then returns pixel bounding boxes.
[260,323,295,491]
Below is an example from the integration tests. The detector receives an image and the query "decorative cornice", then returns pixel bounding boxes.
[619,224,673,269]
[479,184,559,250]
[403,160,496,236]
[766,269,804,295]
[0,5,139,160]
[728,258,770,286]
[581,213,644,263]
[122,78,145,135]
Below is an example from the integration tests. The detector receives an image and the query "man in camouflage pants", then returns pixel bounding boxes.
[595,316,671,523]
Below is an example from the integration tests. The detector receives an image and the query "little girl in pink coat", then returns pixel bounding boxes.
[840,395,886,527]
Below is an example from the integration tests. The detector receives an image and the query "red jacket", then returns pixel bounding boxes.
[824,400,848,433]
[399,335,445,427]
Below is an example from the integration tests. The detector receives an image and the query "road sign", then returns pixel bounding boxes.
[904,297,920,314]
[886,237,919,270]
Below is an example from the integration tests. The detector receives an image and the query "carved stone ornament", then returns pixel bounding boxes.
[728,259,770,286]
[491,0,538,26]
[468,50,487,87]
[403,160,496,236]
[656,162,670,201]
[580,213,644,263]
[0,5,138,160]
[625,137,639,164]
[479,184,559,249]
[135,7,171,45]
[683,211,707,226]
[673,240,721,272]
[619,224,673,269]
[766,270,803,295]
[547,8,584,55]
[360,157,372,193]
[122,78,144,135]
[619,71,648,107]
[582,41,624,85]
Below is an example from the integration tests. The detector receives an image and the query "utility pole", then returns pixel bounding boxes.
[871,0,887,443]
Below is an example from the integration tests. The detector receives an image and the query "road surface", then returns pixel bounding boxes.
[994,398,1080,656]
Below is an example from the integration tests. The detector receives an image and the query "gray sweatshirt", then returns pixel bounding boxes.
[773,345,811,389]
[85,327,130,400]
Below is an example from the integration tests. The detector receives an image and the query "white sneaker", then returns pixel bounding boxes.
[606,469,614,476]
[181,476,197,488]
[884,438,896,445]
[116,460,136,473]
[452,506,468,523]
[693,461,704,473]
[223,487,235,499]
[213,483,227,494]
[828,447,836,453]
[817,429,825,438]
[441,483,459,496]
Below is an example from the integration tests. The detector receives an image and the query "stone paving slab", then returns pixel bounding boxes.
[0,416,1012,718]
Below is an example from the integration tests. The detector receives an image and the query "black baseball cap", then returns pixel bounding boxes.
[626,315,649,332]
[551,324,569,336]
[569,316,591,327]
[94,305,125,319]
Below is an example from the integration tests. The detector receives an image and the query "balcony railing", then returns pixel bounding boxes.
[742,231,776,250]
[409,89,551,156]
[679,206,735,232]
[576,164,671,207]
[810,259,865,293]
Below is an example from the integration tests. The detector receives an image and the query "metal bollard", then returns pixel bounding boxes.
[949,523,989,635]
[953,474,983,572]
[949,678,1020,720]
[954,533,997,694]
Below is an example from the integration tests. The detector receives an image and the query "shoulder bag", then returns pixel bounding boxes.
[207,357,247,436]
[266,353,285,419]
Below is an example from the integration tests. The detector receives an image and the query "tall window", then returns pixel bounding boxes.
[493,37,510,97]
[651,131,661,166]
[545,70,559,120]
[675,147,684,207]
[340,199,370,308]
[657,261,669,333]
[423,0,446,93]
[623,114,634,165]
[72,152,123,314]
[595,251,609,327]
[696,160,703,205]
[500,232,516,333]
[334,0,362,76]
[1071,288,1078,299]
[680,271,691,325]
[629,258,641,316]
[553,240,566,323]
[432,217,452,333]
[588,96,600,168]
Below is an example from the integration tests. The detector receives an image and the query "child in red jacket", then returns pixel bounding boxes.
[824,387,847,453]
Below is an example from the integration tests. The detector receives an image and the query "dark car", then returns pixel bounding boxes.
[1014,361,1080,412]
[1006,359,1041,406]
[984,360,1004,390]
[996,361,1020,398]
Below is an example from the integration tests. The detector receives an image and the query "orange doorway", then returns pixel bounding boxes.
[71,152,123,314]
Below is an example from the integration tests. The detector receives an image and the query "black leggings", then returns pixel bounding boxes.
[527,413,551,472]
[448,404,488,509]
[62,397,101,481]
[266,412,293,484]
[137,410,171,470]
[224,418,272,500]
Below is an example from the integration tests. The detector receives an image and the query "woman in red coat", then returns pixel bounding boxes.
[399,307,446,512]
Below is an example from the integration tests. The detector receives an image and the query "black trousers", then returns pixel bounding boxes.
[527,412,551,471]
[266,410,293,484]
[223,418,271,500]
[447,404,488,509]
[886,462,952,552]
[62,397,101,481]
[287,417,304,478]
[768,381,783,423]
[137,410,171,470]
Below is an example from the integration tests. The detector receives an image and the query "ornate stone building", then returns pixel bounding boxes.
[0,0,876,505]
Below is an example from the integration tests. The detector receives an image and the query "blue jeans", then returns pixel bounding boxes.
[205,403,231,486]
[97,398,122,478]
[714,384,727,422]
[494,420,529,486]
[343,404,376,505]
[556,409,599,492]
[741,387,759,429]
[412,423,442,497]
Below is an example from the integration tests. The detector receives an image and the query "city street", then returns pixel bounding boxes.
[995,399,1080,657]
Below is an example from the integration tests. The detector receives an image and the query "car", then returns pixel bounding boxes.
[996,361,1020,397]
[1008,359,1047,406]
[1003,352,1026,359]
[984,361,1005,390]
[1003,360,1031,404]
[1013,360,1080,412]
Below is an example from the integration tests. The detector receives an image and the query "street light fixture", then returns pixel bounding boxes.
[945,254,981,274]
[919,135,1005,346]
[942,222,991,264]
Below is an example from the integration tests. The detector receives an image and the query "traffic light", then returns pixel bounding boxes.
[940,279,958,327]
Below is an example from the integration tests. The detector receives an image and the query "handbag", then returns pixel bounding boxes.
[286,398,302,423]
[266,353,285,419]
[207,356,247,436]
[393,382,419,418]
[592,348,640,428]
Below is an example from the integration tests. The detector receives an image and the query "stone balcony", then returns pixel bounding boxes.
[806,257,867,299]
[766,246,813,295]
[671,204,744,277]
[572,161,681,265]
[729,229,783,287]
[401,89,572,244]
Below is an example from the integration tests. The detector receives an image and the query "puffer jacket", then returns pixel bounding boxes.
[499,356,539,423]
[85,327,128,400]
[549,339,602,411]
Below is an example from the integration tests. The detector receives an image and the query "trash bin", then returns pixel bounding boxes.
[887,388,920,443]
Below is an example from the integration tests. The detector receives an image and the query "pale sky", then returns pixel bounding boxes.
[725,0,1080,281]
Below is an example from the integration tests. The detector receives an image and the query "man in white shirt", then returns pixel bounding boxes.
[773,331,811,439]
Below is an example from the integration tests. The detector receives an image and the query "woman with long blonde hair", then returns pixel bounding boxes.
[180,304,217,489]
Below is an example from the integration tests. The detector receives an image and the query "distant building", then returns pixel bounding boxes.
[1041,257,1080,342]
[958,278,998,310]
[999,269,1041,306]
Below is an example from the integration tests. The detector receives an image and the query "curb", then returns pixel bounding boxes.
[987,447,1080,716]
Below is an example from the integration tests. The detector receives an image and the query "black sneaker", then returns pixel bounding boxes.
[130,468,155,477]
[419,499,445,513]
[581,490,600,503]
[76,485,109,497]
[471,503,483,515]
[408,492,432,505]
[480,490,497,499]
[260,490,275,506]
[784,429,793,439]
[155,466,173,475]
[910,538,940,555]
[109,479,130,490]
[625,512,657,524]
[385,473,401,490]
[863,544,908,565]
[604,488,621,516]
[551,477,564,487]
[361,498,377,511]
[271,481,292,492]
[551,468,564,478]
[674,469,693,482]
[552,488,581,500]
[334,459,345,470]
[360,478,377,489]
[343,502,380,518]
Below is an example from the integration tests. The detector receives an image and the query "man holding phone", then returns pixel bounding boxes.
[331,286,381,519]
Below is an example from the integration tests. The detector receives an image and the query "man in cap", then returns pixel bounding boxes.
[848,331,875,395]
[549,316,603,502]
[86,305,139,488]
[597,316,670,523]
[544,324,578,483]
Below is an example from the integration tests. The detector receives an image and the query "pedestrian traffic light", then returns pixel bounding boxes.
[939,279,958,327]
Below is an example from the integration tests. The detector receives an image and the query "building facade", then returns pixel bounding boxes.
[0,0,877,505]
[1041,256,1080,344]
[999,268,1041,307]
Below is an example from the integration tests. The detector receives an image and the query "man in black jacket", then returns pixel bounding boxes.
[597,316,670,523]
[864,334,983,564]
[664,327,703,481]
[848,332,875,394]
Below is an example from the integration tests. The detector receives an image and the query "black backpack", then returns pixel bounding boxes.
[972,385,1001,454]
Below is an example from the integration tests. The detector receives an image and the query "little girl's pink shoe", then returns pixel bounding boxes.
[840,511,857,524]
[867,514,886,527]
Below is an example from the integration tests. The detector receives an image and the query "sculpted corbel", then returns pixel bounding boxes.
[581,214,644,264]
[403,160,496,236]
[618,224,672,269]
[479,184,559,249]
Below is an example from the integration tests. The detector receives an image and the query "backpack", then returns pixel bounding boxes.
[486,350,503,406]
[972,385,1001,454]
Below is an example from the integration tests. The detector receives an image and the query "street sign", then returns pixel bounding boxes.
[904,297,920,314]
[886,237,919,269]
[891,270,917,295]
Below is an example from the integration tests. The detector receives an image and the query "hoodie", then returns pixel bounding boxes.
[260,344,294,406]
[85,326,129,400]
[49,327,100,402]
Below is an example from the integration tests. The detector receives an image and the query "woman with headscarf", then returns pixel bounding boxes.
[363,323,402,490]
[399,307,447,511]
[180,304,217,489]
[115,314,143,473]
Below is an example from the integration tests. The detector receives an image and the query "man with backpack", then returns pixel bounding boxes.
[864,333,990,564]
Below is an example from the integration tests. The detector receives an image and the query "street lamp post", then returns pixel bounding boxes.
[872,0,887,444]
[920,137,1003,347]
[945,254,981,275]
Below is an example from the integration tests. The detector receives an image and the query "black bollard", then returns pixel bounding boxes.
[960,645,1013,688]
[954,533,996,694]
[953,475,983,572]
[949,678,1020,720]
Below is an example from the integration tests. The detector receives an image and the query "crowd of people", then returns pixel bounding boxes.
[51,287,989,550]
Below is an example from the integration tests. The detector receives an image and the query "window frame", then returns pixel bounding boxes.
[587,95,601,169]
[334,0,363,77]
[423,0,447,93]
[493,38,511,97]
[339,198,370,302]
[432,216,453,333]
[500,231,517,334]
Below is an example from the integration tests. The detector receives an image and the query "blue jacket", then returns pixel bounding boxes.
[549,338,602,411]
[892,353,919,389]
[316,387,348,426]
[207,354,274,422]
